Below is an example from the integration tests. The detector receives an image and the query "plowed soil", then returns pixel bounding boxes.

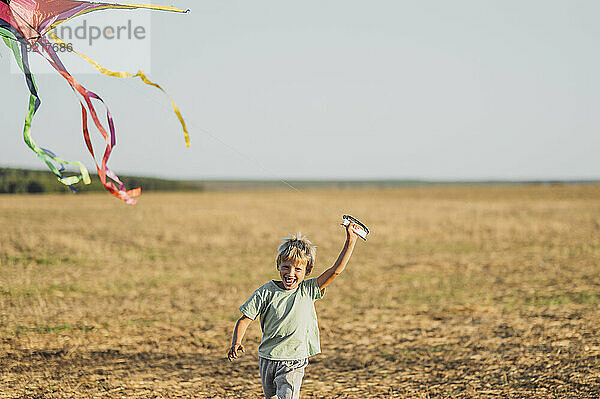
[1,185,599,398]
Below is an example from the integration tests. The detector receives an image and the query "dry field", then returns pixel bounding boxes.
[1,185,599,398]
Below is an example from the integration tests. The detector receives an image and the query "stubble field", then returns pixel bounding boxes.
[1,185,599,398]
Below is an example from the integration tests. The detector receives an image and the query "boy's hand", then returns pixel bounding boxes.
[345,221,360,242]
[227,343,245,361]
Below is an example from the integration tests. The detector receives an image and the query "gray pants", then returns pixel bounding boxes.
[259,357,308,399]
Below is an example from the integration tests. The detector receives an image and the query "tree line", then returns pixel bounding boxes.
[0,168,203,194]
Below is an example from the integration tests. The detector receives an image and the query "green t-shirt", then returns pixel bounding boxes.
[239,277,324,360]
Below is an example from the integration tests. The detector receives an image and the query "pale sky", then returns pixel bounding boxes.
[1,0,599,180]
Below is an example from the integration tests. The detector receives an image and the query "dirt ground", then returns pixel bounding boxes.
[1,185,599,398]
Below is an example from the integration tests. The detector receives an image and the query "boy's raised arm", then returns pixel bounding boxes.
[317,222,360,290]
[227,315,253,361]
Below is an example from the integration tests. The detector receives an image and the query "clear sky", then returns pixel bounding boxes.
[1,0,599,180]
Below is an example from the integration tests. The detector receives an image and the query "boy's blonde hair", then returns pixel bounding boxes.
[276,232,317,275]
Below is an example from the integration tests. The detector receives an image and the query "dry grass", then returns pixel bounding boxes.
[1,185,599,398]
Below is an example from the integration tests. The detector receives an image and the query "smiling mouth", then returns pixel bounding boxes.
[283,277,297,286]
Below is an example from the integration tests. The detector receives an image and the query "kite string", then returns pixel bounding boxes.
[46,29,332,213]
[4,27,341,212]
[109,71,340,215]
[4,28,340,213]
[151,125,346,219]
[192,123,340,216]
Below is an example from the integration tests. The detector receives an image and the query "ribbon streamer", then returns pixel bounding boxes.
[49,31,190,148]
[0,0,189,204]
[1,26,91,187]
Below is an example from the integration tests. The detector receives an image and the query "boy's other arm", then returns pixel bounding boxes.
[317,222,359,290]
[227,315,253,361]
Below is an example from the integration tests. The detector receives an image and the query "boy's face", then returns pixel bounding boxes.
[278,259,307,290]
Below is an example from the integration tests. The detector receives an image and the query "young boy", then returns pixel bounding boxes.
[227,222,361,399]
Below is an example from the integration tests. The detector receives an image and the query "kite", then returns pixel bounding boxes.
[0,0,189,204]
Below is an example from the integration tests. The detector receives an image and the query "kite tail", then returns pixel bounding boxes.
[36,36,141,204]
[48,31,190,147]
[1,30,90,188]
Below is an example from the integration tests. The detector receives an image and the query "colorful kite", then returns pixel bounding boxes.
[0,0,189,204]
